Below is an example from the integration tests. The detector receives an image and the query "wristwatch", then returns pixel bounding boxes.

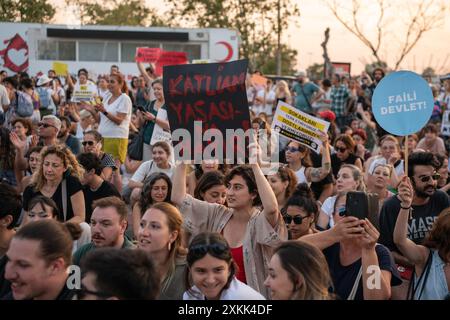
[103,111,109,116]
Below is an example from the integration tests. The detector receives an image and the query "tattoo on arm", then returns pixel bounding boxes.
[323,162,331,172]
[310,168,322,181]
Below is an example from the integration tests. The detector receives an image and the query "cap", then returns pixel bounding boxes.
[295,70,306,77]
[318,110,336,122]
[41,115,62,132]
[36,74,52,86]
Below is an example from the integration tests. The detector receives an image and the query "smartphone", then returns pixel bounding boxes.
[345,191,369,220]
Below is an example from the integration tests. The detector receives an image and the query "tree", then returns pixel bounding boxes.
[325,0,447,70]
[68,0,164,26]
[166,0,300,74]
[307,63,325,81]
[365,61,388,77]
[255,43,298,75]
[0,0,55,23]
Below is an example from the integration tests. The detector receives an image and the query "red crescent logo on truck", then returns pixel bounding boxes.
[215,41,233,62]
[0,33,29,73]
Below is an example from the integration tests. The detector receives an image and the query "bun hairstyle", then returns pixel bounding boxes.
[284,183,318,222]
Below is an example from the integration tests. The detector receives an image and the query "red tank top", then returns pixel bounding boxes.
[230,245,247,284]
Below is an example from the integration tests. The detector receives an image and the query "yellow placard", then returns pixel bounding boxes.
[279,105,326,131]
[52,61,68,76]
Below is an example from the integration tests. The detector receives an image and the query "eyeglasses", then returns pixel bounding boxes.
[286,146,305,153]
[283,215,306,225]
[38,122,54,129]
[189,242,229,257]
[416,173,440,183]
[335,146,347,153]
[82,141,96,146]
[74,287,112,300]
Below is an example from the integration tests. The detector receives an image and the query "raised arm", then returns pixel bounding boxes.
[171,162,188,206]
[360,219,392,300]
[306,132,331,182]
[251,162,279,227]
[137,61,153,85]
[301,216,363,250]
[393,177,429,266]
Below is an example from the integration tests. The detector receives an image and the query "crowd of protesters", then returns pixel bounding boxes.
[0,62,449,301]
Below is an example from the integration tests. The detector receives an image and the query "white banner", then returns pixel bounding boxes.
[271,101,330,153]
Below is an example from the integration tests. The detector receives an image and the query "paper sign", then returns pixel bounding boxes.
[72,84,96,103]
[372,71,434,136]
[271,101,330,154]
[251,74,268,86]
[192,59,212,64]
[155,51,188,77]
[52,61,68,76]
[135,47,161,63]
[163,59,250,162]
[441,110,450,137]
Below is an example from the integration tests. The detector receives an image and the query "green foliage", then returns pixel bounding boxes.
[166,0,300,72]
[256,44,298,75]
[365,61,388,76]
[307,63,325,81]
[69,0,165,26]
[0,0,55,23]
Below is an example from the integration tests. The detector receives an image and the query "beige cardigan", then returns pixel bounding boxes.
[179,194,288,298]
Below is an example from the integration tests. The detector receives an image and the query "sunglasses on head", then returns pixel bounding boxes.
[335,146,347,153]
[286,146,305,153]
[189,242,229,257]
[283,215,305,225]
[74,287,112,300]
[416,173,440,183]
[82,141,96,146]
[38,122,53,129]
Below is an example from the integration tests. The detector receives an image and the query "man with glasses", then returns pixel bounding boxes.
[76,248,159,300]
[379,151,450,299]
[38,115,61,147]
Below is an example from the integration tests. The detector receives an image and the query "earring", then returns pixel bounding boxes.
[168,242,171,251]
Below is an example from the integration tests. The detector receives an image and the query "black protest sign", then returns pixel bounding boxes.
[163,59,251,163]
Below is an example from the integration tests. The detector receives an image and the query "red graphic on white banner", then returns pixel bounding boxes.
[0,33,29,73]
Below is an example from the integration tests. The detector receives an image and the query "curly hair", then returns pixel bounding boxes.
[31,145,84,192]
[138,172,172,215]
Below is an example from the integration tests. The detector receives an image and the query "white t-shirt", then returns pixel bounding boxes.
[294,166,309,185]
[256,89,276,115]
[0,84,10,106]
[130,160,173,183]
[183,277,265,300]
[98,93,132,139]
[321,195,337,228]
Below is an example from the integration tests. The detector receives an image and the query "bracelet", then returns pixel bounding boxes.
[103,111,109,116]
[400,205,411,210]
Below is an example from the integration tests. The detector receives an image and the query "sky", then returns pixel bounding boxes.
[51,0,450,75]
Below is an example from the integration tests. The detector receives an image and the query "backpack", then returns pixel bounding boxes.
[36,87,51,109]
[15,91,34,118]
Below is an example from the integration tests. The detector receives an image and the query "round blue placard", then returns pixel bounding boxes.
[372,71,433,136]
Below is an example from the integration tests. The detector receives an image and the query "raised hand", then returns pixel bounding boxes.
[359,218,380,250]
[397,176,413,208]
[9,132,26,151]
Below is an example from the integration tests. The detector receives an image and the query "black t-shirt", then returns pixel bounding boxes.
[323,243,402,300]
[22,174,83,222]
[331,153,362,179]
[379,190,450,253]
[0,256,11,299]
[83,180,121,222]
[310,150,334,200]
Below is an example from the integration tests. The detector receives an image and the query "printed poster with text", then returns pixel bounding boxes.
[272,101,330,153]
[163,59,250,162]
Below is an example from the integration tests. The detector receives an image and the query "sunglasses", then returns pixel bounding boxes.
[283,215,305,225]
[74,287,112,300]
[416,173,440,183]
[335,146,347,153]
[286,146,305,153]
[82,141,96,146]
[189,242,229,257]
[38,122,54,129]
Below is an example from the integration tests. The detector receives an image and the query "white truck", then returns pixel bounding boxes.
[0,22,239,80]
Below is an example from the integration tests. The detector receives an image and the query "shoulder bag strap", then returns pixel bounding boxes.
[410,249,433,300]
[62,179,68,222]
[299,84,313,110]
[347,266,363,300]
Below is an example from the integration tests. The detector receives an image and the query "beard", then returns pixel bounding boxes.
[414,185,436,199]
